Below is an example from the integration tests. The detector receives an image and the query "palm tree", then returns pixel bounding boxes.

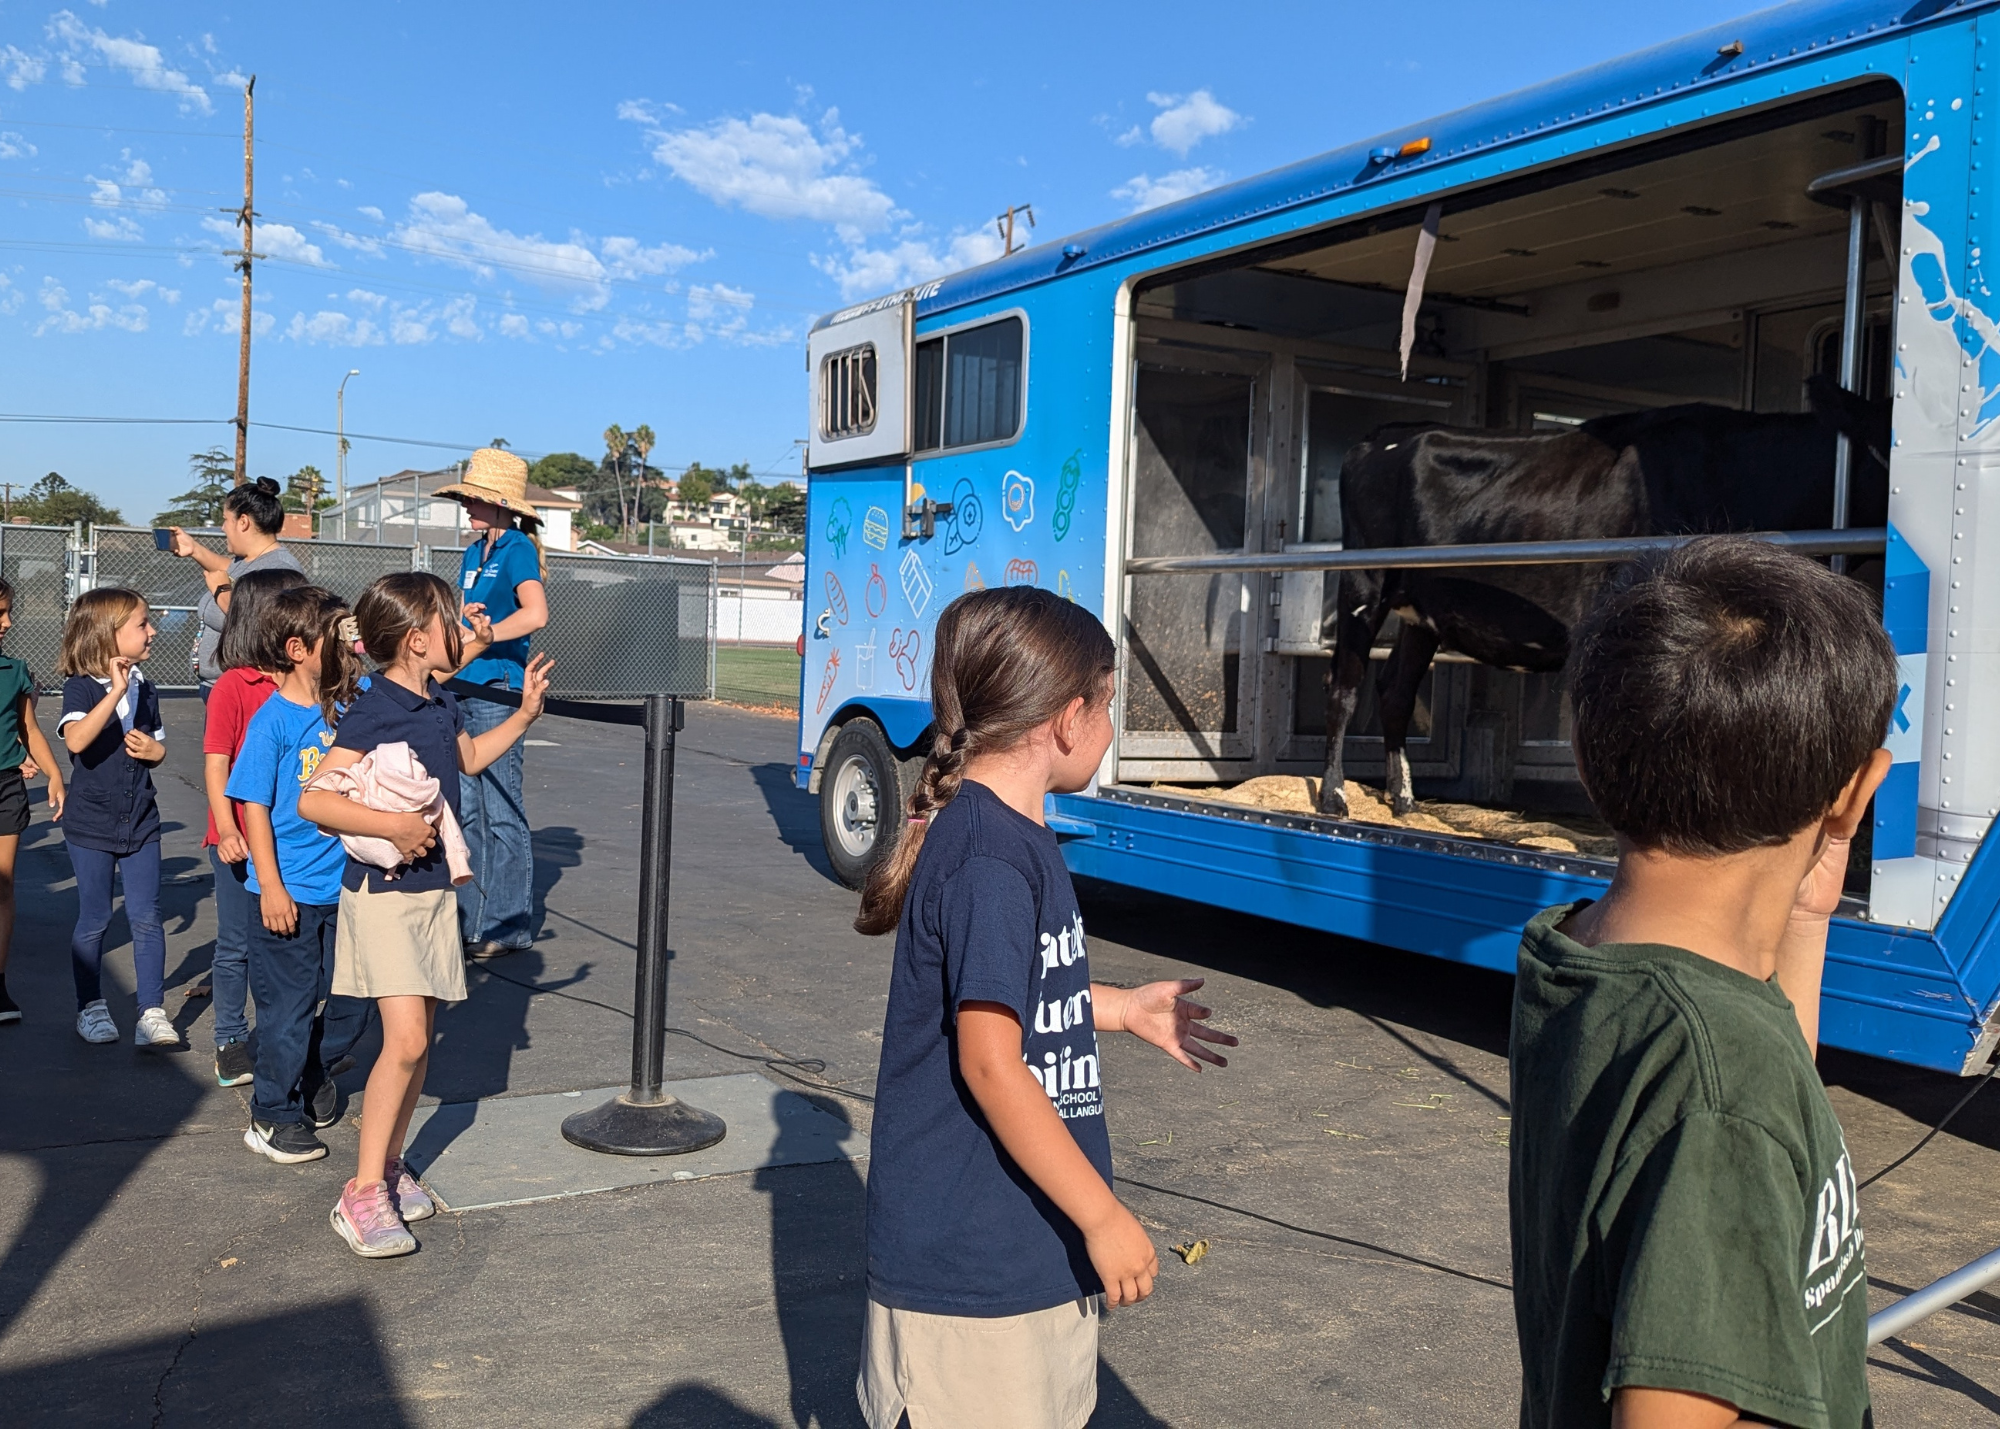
[602,423,628,539]
[631,423,656,534]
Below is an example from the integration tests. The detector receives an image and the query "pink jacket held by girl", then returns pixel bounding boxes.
[305,741,472,885]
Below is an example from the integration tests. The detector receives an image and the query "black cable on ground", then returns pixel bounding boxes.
[1857,1055,2000,1192]
[475,963,876,1104]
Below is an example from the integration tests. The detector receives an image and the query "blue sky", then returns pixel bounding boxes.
[0,0,1751,520]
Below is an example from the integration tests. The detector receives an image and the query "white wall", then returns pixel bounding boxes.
[717,586,802,645]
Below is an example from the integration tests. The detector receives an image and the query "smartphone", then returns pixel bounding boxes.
[152,527,174,552]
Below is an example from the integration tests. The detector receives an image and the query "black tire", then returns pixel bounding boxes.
[818,719,916,890]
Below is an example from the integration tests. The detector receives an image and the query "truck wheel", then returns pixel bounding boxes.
[819,719,909,890]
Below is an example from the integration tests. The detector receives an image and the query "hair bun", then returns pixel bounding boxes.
[253,476,281,496]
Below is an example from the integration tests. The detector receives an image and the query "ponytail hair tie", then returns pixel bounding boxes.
[337,616,361,645]
[907,816,927,826]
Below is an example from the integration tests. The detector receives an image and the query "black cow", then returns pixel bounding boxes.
[1318,376,1890,817]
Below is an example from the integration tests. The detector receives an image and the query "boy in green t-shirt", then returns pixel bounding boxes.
[1511,537,1894,1429]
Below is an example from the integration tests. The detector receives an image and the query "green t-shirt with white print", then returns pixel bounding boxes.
[1509,902,1870,1429]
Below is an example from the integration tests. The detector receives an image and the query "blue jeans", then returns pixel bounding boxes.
[209,846,254,1046]
[246,900,343,1125]
[70,840,164,1013]
[457,686,534,949]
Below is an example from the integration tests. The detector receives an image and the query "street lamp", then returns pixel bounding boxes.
[336,368,360,512]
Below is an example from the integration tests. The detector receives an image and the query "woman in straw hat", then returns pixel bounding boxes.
[435,448,548,959]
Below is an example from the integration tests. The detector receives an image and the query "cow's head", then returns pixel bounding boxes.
[1806,373,1891,473]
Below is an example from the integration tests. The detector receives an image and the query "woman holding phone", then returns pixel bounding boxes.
[434,448,548,960]
[170,476,305,693]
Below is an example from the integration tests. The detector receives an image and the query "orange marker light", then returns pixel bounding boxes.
[1399,136,1433,159]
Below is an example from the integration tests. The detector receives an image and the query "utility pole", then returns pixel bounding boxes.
[0,483,17,523]
[336,367,359,510]
[228,76,259,487]
[995,203,1035,255]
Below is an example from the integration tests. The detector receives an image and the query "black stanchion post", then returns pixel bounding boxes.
[561,694,727,1156]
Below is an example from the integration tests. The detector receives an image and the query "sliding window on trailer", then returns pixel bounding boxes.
[1118,79,1902,853]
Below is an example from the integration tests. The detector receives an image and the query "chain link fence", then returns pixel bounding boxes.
[26,527,715,699]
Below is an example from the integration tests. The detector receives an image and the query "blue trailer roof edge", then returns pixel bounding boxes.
[811,0,1993,334]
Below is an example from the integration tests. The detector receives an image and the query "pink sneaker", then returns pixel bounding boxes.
[384,1157,436,1222]
[330,1178,417,1258]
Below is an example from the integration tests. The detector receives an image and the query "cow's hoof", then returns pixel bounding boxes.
[1389,793,1416,817]
[1316,782,1349,819]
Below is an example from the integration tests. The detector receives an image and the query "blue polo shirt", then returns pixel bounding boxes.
[58,668,164,854]
[331,674,464,894]
[457,528,540,689]
[226,691,347,905]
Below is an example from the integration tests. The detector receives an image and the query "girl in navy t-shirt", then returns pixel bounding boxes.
[298,571,552,1259]
[853,587,1237,1429]
[57,588,171,1048]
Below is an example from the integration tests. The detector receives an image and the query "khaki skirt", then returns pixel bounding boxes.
[857,1296,1101,1429]
[331,881,466,1002]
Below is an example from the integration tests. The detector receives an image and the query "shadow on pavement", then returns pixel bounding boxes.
[749,761,839,885]
[759,1094,867,1429]
[634,1383,782,1427]
[0,1296,416,1425]
[530,823,585,944]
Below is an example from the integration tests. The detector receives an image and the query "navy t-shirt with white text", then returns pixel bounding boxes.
[865,779,1114,1317]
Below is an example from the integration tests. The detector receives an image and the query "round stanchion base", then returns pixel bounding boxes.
[561,1094,728,1157]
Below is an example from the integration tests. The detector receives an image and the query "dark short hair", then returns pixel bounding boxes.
[225,475,285,535]
[215,566,308,672]
[1566,536,1897,854]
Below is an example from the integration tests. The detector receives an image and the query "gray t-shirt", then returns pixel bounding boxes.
[195,544,304,682]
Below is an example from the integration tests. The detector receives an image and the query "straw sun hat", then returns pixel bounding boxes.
[435,447,542,526]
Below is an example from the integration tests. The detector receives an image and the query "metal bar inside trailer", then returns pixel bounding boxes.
[1122,528,1887,576]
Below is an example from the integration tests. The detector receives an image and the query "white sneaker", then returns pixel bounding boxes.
[75,999,117,1044]
[134,1006,179,1048]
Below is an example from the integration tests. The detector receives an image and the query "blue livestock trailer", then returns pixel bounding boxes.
[796,0,2000,1076]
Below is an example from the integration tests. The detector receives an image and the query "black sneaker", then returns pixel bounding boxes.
[0,981,18,1025]
[323,1053,357,1079]
[214,1041,254,1087]
[306,1077,340,1129]
[243,1119,327,1164]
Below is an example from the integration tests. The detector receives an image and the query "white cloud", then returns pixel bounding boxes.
[1112,166,1226,212]
[104,277,176,302]
[82,213,142,240]
[610,315,699,349]
[116,152,151,185]
[687,281,753,323]
[357,204,384,221]
[0,131,36,159]
[202,215,325,265]
[814,228,1005,302]
[392,192,609,308]
[0,274,19,316]
[600,234,703,280]
[47,10,212,114]
[1115,126,1144,148]
[87,153,167,210]
[2,45,46,90]
[212,68,248,90]
[635,108,897,231]
[183,296,273,337]
[1143,89,1240,156]
[441,294,480,340]
[346,288,387,310]
[311,220,383,257]
[35,277,147,334]
[286,309,380,346]
[88,178,119,206]
[537,319,583,340]
[497,312,530,339]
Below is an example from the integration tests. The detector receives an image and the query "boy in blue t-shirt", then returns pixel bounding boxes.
[228,588,361,1165]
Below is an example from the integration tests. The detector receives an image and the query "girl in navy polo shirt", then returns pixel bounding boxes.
[57,588,172,1048]
[852,588,1236,1429]
[299,571,551,1258]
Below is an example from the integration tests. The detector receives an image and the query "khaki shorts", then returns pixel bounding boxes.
[857,1295,1101,1429]
[331,882,466,1002]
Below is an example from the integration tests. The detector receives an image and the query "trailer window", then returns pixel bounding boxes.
[819,344,878,441]
[913,315,1025,455]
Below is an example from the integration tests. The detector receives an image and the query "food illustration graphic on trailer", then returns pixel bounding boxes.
[824,570,849,625]
[1052,451,1082,541]
[943,477,984,555]
[890,629,922,691]
[855,630,876,691]
[899,546,934,619]
[863,505,891,550]
[825,497,852,558]
[865,563,888,618]
[815,649,841,714]
[1002,470,1035,531]
[1004,558,1038,587]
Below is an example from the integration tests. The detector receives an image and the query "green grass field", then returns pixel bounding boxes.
[714,644,801,710]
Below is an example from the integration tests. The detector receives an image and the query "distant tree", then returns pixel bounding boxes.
[764,484,805,536]
[153,447,234,527]
[527,452,597,492]
[602,424,629,537]
[16,471,123,529]
[677,464,716,511]
[282,465,335,531]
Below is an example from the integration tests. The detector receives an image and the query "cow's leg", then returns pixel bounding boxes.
[1319,575,1386,817]
[1377,621,1441,816]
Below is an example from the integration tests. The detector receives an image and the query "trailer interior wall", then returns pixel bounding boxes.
[1115,83,1903,836]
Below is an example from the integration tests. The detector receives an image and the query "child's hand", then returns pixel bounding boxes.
[1116,978,1237,1071]
[519,652,554,720]
[107,657,134,698]
[218,829,249,864]
[388,811,438,863]
[1791,831,1853,926]
[19,755,38,780]
[1083,1204,1159,1307]
[260,885,298,936]
[124,728,163,763]
[462,602,494,648]
[45,782,63,822]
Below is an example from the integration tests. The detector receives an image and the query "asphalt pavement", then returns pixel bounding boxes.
[1,697,1997,1426]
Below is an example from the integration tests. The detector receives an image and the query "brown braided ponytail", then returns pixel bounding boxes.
[855,586,1115,935]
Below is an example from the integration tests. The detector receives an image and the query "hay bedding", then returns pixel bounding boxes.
[1158,776,1618,860]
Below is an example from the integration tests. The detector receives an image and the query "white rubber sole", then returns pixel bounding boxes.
[329,1203,416,1259]
[242,1124,328,1165]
